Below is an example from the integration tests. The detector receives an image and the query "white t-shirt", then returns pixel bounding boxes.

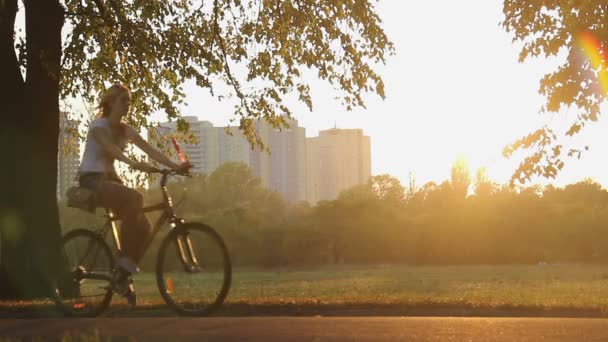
[79,118,129,174]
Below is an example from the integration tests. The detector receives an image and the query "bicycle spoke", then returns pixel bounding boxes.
[57,229,114,317]
[157,223,231,316]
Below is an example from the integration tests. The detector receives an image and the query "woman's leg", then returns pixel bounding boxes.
[96,181,151,264]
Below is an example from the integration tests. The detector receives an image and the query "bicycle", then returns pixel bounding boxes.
[54,168,232,317]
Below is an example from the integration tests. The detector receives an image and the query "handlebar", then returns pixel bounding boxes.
[148,167,192,190]
[149,168,192,178]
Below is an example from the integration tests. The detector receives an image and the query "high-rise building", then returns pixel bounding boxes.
[265,118,307,202]
[217,126,250,167]
[157,116,219,175]
[249,120,272,188]
[248,118,307,202]
[157,116,253,176]
[57,113,80,201]
[156,116,308,202]
[306,128,371,204]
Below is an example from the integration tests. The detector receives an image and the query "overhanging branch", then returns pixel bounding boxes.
[212,0,251,117]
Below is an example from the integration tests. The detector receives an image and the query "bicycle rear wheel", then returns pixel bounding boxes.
[55,229,114,317]
[156,222,232,316]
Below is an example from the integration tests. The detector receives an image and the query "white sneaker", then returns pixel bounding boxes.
[110,267,137,307]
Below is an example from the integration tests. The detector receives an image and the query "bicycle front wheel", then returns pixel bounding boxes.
[56,229,114,317]
[156,222,232,316]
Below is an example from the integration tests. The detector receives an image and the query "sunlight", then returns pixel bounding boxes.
[578,31,608,96]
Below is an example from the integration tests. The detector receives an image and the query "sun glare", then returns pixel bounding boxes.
[578,31,608,96]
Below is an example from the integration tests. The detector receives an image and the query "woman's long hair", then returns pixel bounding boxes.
[98,83,130,118]
[97,83,130,139]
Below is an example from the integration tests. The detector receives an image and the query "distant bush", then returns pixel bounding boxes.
[59,164,608,267]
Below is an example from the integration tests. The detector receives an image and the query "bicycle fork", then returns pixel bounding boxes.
[175,232,202,273]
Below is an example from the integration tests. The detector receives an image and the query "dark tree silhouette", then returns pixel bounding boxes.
[0,0,393,299]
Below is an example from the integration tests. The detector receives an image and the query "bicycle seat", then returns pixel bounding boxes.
[66,186,98,213]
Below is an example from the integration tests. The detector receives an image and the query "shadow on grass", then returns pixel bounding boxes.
[2,302,608,318]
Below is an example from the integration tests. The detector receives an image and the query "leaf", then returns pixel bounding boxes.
[59,0,393,149]
[502,1,606,183]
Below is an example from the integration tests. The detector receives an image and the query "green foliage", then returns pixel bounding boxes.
[59,0,394,148]
[60,161,608,268]
[502,1,606,184]
[370,174,406,205]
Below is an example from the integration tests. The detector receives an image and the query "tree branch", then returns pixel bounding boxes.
[91,0,116,26]
[212,0,251,116]
[63,9,103,19]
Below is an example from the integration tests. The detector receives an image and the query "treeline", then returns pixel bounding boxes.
[58,162,608,269]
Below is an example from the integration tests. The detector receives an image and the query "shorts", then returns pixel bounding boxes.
[79,172,123,191]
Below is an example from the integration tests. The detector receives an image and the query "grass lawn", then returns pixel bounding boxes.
[5,264,608,313]
[127,264,608,309]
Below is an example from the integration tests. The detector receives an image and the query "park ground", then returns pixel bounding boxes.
[4,264,608,317]
[5,317,608,342]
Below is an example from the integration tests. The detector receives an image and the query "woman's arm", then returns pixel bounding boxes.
[91,127,138,167]
[126,126,181,170]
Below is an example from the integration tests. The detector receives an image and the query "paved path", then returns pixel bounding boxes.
[2,317,608,341]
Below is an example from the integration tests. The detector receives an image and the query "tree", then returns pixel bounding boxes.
[405,171,419,202]
[0,0,393,298]
[502,1,607,184]
[205,162,285,218]
[561,178,608,205]
[370,174,405,205]
[450,158,471,199]
[1,0,66,299]
[336,174,405,206]
[337,183,376,205]
[474,167,497,197]
[421,181,438,199]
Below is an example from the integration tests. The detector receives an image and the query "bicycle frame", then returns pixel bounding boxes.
[59,167,231,317]
[93,170,200,271]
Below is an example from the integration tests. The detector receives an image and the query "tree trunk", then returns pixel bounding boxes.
[0,0,26,299]
[0,0,66,299]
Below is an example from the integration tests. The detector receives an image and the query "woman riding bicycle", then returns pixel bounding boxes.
[78,82,190,305]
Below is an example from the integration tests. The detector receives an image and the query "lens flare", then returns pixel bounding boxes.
[577,31,608,96]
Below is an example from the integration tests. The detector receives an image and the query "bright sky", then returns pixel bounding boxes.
[42,1,605,188]
[161,0,608,188]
